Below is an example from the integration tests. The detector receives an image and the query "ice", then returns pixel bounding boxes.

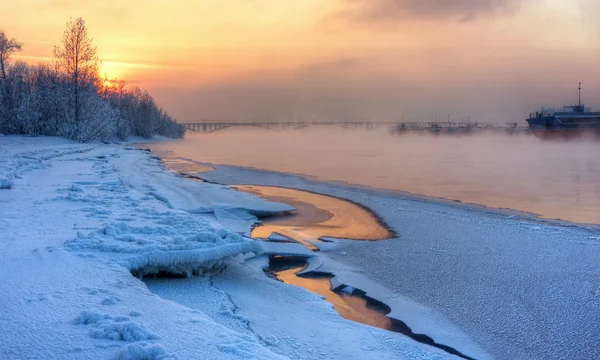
[297,256,323,275]
[148,258,455,360]
[66,222,262,277]
[200,161,600,360]
[259,241,317,258]
[110,148,294,216]
[267,232,296,243]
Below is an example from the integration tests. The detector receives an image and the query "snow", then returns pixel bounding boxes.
[199,163,600,360]
[145,256,454,360]
[117,344,178,360]
[0,176,12,189]
[74,310,159,342]
[0,136,454,360]
[66,222,261,277]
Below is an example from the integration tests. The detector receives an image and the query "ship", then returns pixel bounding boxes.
[526,83,600,140]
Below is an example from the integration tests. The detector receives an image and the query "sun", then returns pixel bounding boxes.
[100,61,124,82]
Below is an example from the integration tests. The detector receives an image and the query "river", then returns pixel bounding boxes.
[151,127,600,225]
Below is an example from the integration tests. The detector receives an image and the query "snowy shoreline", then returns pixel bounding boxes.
[0,136,462,360]
[187,159,600,360]
[189,160,600,231]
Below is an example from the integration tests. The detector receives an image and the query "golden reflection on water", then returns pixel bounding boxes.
[236,185,392,247]
[276,265,393,330]
[238,185,395,329]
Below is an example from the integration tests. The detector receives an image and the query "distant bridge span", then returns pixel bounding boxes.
[183,121,469,133]
[181,121,529,134]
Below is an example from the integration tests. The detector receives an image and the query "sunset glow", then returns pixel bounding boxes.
[2,0,599,122]
[2,3,600,359]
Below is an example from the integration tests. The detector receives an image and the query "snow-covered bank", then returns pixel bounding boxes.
[0,136,454,359]
[196,163,600,360]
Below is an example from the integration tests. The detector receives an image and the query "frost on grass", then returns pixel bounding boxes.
[66,220,262,278]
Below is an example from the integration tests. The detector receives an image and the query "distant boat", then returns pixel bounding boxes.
[526,83,600,140]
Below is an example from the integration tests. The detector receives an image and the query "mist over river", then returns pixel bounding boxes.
[151,127,600,225]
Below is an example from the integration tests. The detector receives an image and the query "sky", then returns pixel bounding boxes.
[1,0,599,122]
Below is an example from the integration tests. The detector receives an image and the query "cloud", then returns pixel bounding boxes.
[148,46,600,125]
[101,61,166,70]
[335,0,529,23]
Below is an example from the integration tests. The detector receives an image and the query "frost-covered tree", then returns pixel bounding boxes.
[53,17,100,129]
[0,30,22,81]
[0,30,24,133]
[0,61,30,134]
[0,18,185,140]
[16,64,70,136]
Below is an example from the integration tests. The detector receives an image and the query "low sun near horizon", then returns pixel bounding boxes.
[2,0,599,122]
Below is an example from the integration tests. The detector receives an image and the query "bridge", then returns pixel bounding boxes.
[182,121,388,133]
[182,121,529,134]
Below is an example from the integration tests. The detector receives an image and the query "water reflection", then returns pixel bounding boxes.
[269,256,393,330]
[236,185,393,247]
[149,128,600,224]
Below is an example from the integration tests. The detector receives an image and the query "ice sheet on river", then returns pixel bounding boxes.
[200,163,600,360]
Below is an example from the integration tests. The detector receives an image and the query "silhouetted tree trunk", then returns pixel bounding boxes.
[53,17,99,128]
[0,30,22,81]
[0,30,24,132]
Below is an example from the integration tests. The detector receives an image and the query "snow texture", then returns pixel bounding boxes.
[66,222,261,277]
[117,344,179,360]
[0,136,453,360]
[0,137,288,359]
[74,310,158,342]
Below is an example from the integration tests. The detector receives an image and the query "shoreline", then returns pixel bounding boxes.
[179,155,600,360]
[151,129,600,227]
[133,136,600,230]
[2,136,467,360]
[146,148,491,358]
[181,158,600,233]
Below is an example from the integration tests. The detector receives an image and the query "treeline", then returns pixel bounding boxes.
[0,18,185,142]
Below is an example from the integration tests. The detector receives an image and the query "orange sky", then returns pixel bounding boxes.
[1,0,599,122]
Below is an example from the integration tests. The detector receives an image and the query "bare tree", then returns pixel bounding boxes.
[0,30,23,81]
[53,17,99,125]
